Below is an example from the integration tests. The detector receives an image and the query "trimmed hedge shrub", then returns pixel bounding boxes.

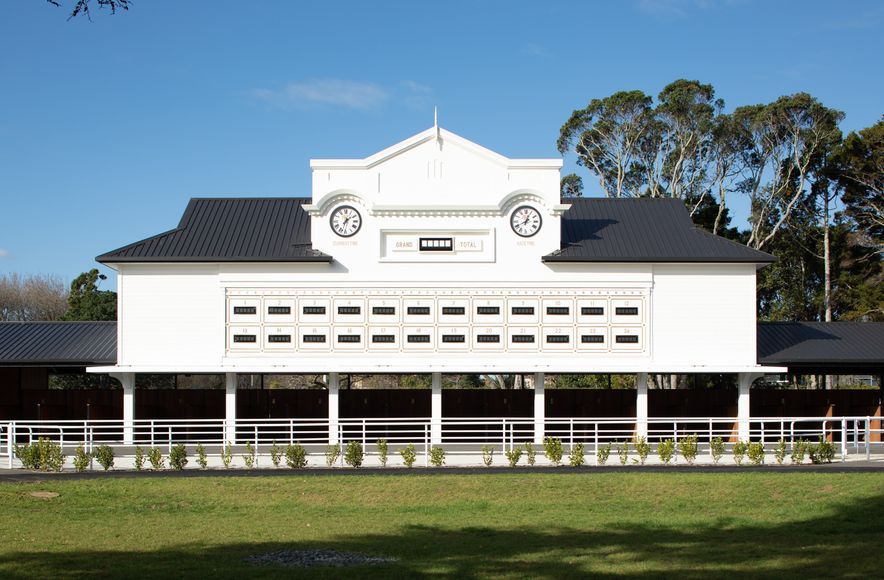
[482,445,495,467]
[285,443,308,469]
[377,438,389,467]
[73,445,90,472]
[429,446,446,467]
[94,445,115,471]
[596,443,611,466]
[400,443,417,468]
[505,446,522,468]
[634,436,651,465]
[732,440,747,466]
[169,443,188,470]
[325,444,341,467]
[568,443,585,467]
[657,439,675,465]
[543,437,563,466]
[344,441,364,468]
[747,442,765,465]
[678,434,698,465]
[195,443,208,469]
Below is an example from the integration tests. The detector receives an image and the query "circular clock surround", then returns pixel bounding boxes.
[330,205,362,238]
[510,205,542,237]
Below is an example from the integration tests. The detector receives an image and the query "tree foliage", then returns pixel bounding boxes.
[47,0,130,20]
[560,173,584,199]
[63,269,117,321]
[560,81,879,323]
[0,273,68,321]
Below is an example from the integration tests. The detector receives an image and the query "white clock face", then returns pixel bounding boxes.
[511,205,542,237]
[330,206,362,237]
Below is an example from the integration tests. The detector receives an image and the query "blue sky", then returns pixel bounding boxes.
[1,0,881,285]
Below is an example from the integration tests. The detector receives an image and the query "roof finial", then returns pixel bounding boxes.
[434,106,441,144]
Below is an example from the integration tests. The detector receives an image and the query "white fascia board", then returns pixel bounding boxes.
[88,363,788,375]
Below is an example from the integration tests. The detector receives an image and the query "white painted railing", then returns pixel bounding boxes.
[2,415,882,468]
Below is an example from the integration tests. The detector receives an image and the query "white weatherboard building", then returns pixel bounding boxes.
[92,125,783,447]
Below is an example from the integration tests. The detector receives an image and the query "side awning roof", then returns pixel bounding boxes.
[758,321,884,374]
[0,322,117,367]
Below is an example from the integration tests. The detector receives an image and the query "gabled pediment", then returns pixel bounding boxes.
[310,127,561,171]
[309,126,562,210]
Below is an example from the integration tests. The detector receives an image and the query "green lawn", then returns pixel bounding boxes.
[0,471,881,578]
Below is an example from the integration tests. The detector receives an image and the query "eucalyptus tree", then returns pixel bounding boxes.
[639,79,723,209]
[557,91,654,198]
[737,94,844,251]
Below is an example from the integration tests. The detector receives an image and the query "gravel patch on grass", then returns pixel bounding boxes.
[245,549,395,568]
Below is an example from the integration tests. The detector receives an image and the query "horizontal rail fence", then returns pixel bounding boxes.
[3,416,882,468]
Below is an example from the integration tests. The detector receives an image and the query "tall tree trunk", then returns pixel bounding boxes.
[823,201,832,322]
[823,193,832,390]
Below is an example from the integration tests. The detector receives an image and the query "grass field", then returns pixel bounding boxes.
[0,471,881,578]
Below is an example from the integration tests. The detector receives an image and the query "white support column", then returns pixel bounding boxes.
[737,373,757,442]
[119,373,135,445]
[636,372,649,439]
[431,372,442,445]
[533,372,545,444]
[225,372,237,444]
[328,372,340,444]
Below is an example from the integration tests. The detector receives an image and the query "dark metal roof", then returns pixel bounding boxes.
[758,321,884,372]
[544,198,775,263]
[0,322,117,367]
[97,198,332,264]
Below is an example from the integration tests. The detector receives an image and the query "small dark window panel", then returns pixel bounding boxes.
[303,334,327,343]
[233,306,256,315]
[419,237,453,251]
[302,306,326,315]
[511,306,535,315]
[337,335,361,343]
[407,334,431,343]
[337,306,361,315]
[511,335,536,343]
[407,306,431,315]
[442,334,466,343]
[546,335,570,343]
[615,307,639,316]
[372,306,396,315]
[581,335,605,344]
[233,334,256,343]
[267,306,291,315]
[476,334,501,343]
[616,335,639,343]
[546,307,570,315]
[372,335,396,343]
[476,306,500,315]
[441,306,465,316]
[581,307,604,316]
[268,334,292,343]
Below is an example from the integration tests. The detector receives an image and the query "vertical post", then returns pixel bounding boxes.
[121,373,135,445]
[225,372,237,444]
[328,372,339,445]
[636,372,649,438]
[431,372,442,445]
[840,417,847,461]
[533,372,545,445]
[737,373,757,442]
[7,422,14,469]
